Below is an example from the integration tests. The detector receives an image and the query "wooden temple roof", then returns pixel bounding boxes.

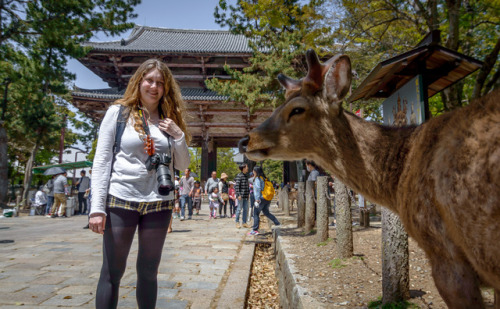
[348,31,483,102]
[72,26,273,147]
[72,87,273,148]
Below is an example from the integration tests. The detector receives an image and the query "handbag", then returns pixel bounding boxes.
[221,193,229,201]
[83,191,90,199]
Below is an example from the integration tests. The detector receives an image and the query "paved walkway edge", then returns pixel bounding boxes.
[216,236,255,309]
[274,227,326,309]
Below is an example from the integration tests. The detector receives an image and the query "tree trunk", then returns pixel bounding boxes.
[382,207,410,304]
[334,179,353,259]
[297,182,305,228]
[316,176,329,242]
[22,142,40,209]
[305,180,315,233]
[283,186,290,216]
[0,122,7,207]
[472,36,500,99]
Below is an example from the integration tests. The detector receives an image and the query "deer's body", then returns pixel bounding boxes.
[239,50,500,308]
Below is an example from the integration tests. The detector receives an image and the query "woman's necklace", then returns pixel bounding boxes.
[138,103,164,156]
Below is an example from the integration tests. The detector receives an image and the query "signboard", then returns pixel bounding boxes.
[382,75,425,125]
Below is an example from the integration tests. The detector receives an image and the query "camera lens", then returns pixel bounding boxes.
[156,164,174,195]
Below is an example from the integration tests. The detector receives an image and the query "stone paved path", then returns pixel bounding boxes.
[0,203,254,308]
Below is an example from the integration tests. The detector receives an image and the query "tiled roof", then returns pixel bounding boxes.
[84,25,253,53]
[72,87,228,101]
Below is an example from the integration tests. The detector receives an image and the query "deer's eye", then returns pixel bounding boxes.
[289,107,305,119]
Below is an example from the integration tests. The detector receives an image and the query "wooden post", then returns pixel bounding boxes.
[334,179,353,258]
[382,207,410,303]
[297,182,305,228]
[305,180,315,233]
[283,187,290,216]
[316,176,329,242]
[278,188,284,211]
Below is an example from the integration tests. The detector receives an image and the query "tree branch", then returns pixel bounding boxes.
[472,36,500,99]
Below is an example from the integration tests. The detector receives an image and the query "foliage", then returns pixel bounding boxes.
[328,258,346,269]
[187,147,202,180]
[217,148,240,180]
[324,0,500,112]
[317,237,333,247]
[368,298,417,309]
[261,159,283,183]
[0,0,140,196]
[209,0,331,111]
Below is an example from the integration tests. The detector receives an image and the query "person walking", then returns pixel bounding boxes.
[248,166,280,236]
[191,181,203,216]
[218,173,229,218]
[204,171,219,196]
[83,169,92,229]
[234,163,250,229]
[45,175,55,216]
[76,170,91,215]
[51,172,68,218]
[88,58,190,309]
[179,168,194,220]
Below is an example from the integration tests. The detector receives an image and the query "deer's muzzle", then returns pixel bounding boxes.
[238,135,249,153]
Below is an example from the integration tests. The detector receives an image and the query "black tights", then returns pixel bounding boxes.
[96,208,171,309]
[219,200,227,216]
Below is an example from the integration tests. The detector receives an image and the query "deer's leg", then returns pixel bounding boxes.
[430,254,484,309]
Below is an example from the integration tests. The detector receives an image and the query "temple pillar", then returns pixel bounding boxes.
[201,143,217,181]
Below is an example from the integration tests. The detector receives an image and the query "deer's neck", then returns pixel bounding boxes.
[313,110,416,209]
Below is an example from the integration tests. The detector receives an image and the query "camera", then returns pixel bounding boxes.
[146,153,174,196]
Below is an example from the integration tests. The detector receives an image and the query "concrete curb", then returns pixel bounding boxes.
[216,235,255,309]
[273,227,326,309]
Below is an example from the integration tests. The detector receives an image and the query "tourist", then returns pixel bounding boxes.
[218,173,229,218]
[88,58,190,309]
[76,170,90,215]
[306,160,320,181]
[204,171,219,196]
[208,186,222,219]
[191,180,203,215]
[248,166,280,236]
[234,163,250,229]
[51,172,68,218]
[228,181,236,218]
[179,168,194,220]
[33,185,47,215]
[248,171,256,222]
[45,175,55,216]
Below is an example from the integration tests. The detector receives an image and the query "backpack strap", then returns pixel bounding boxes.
[112,105,130,164]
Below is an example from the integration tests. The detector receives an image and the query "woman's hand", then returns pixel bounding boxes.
[158,118,183,140]
[88,213,106,234]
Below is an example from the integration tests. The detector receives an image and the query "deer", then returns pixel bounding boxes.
[238,49,500,308]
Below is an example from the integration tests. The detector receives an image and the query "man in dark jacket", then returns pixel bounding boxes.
[234,163,250,228]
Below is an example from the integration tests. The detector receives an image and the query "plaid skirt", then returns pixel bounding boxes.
[107,194,173,216]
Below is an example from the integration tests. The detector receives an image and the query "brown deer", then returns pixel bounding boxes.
[238,49,500,308]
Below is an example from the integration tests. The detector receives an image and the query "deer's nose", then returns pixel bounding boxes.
[238,135,249,153]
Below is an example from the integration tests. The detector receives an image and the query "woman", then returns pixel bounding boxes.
[248,166,280,236]
[89,59,190,309]
[218,172,229,218]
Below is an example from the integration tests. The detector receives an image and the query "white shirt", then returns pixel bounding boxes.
[34,190,47,206]
[90,104,190,216]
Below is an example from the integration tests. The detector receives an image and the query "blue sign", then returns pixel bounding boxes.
[383,75,425,126]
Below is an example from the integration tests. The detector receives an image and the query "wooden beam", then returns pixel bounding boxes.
[188,122,261,128]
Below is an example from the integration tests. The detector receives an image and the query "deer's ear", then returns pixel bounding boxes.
[278,74,302,98]
[324,55,352,102]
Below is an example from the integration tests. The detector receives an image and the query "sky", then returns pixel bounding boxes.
[67,0,234,89]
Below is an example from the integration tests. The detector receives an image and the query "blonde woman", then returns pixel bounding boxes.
[89,59,190,309]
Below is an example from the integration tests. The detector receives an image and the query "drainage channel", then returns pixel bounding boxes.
[246,218,280,308]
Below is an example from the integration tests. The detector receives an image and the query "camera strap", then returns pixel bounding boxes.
[138,103,173,160]
[139,104,166,156]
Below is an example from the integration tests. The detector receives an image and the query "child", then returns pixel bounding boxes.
[191,181,203,215]
[209,187,222,219]
[173,187,181,219]
[228,182,237,218]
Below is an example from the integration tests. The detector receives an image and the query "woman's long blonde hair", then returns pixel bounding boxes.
[114,59,191,144]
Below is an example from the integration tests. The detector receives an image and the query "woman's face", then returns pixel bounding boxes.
[140,68,165,108]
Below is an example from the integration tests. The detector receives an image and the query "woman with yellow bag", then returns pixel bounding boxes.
[248,166,280,236]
